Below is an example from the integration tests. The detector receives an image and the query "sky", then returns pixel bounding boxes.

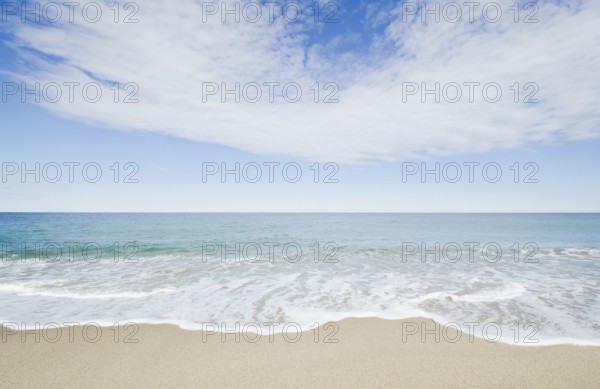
[0,0,599,212]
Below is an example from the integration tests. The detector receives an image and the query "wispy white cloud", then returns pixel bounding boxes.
[5,0,600,163]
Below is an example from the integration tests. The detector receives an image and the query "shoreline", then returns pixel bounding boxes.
[3,315,599,347]
[2,317,599,388]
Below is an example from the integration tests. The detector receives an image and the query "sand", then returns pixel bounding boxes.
[1,317,599,388]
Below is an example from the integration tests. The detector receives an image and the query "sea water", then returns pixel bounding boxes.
[0,213,598,345]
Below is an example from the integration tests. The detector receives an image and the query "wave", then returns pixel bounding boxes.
[408,283,527,303]
[0,284,174,299]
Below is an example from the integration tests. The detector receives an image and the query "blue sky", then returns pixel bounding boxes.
[1,0,599,211]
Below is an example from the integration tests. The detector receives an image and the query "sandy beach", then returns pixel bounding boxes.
[1,317,599,388]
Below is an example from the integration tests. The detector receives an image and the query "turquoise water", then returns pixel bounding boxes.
[1,213,599,344]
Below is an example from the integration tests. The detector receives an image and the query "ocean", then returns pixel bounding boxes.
[1,213,599,345]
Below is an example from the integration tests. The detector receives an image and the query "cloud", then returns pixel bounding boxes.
[4,0,600,164]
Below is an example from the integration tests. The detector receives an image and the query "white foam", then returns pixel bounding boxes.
[408,283,527,303]
[0,283,174,299]
[1,249,599,345]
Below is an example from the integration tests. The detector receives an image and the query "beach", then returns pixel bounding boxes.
[1,214,599,387]
[2,317,599,388]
